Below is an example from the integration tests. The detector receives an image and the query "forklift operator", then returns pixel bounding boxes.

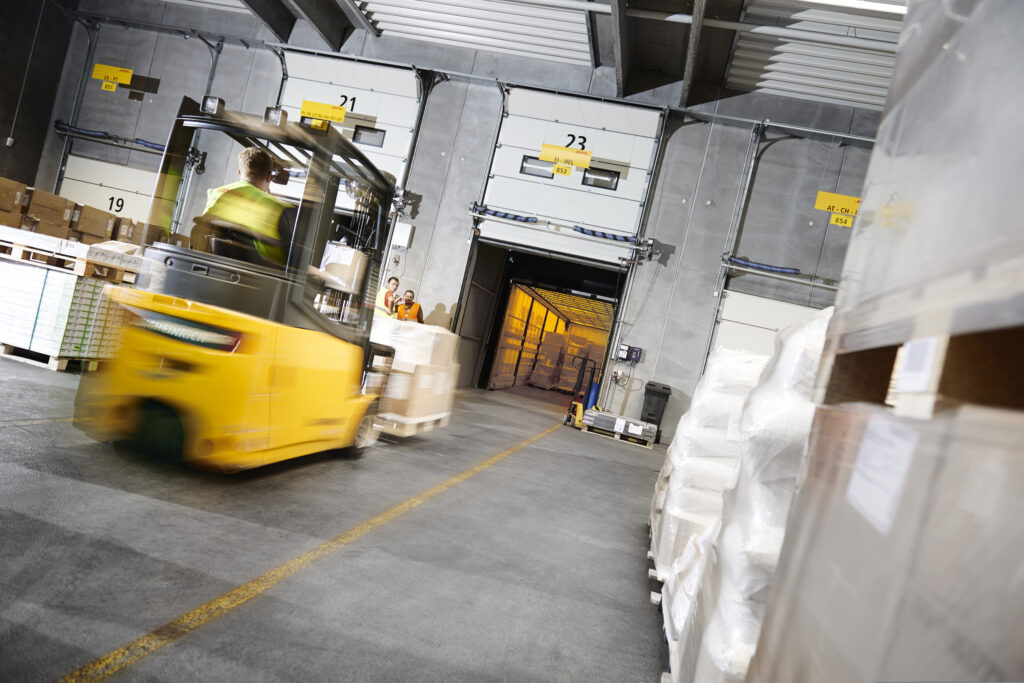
[203,147,295,265]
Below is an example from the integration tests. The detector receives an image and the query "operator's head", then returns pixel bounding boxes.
[238,147,274,191]
[403,289,415,302]
[387,276,399,291]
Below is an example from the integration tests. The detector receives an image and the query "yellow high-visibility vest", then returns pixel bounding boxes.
[374,286,396,318]
[204,181,290,263]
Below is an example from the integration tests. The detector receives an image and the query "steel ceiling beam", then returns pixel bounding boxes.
[608,0,630,97]
[289,0,357,49]
[679,0,707,107]
[335,0,380,36]
[240,0,296,41]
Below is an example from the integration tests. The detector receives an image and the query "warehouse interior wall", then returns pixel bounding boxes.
[0,2,79,184]
[607,95,879,441]
[24,0,880,442]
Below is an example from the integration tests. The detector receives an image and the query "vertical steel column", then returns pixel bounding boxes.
[698,120,765,377]
[54,20,100,194]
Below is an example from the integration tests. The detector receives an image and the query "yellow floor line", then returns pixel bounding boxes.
[62,423,561,682]
[0,417,76,427]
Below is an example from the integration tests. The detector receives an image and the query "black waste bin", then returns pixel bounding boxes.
[642,381,672,443]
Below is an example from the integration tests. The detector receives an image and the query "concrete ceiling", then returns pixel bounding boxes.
[152,0,906,110]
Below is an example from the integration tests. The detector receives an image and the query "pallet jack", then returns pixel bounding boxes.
[564,355,598,429]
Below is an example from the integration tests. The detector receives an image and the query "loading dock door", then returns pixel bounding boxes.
[277,53,421,211]
[477,88,662,265]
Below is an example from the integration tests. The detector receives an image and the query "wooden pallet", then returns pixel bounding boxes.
[0,243,136,284]
[580,424,654,449]
[0,343,100,372]
[375,413,450,438]
[820,325,1024,419]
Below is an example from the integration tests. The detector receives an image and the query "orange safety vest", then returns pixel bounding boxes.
[396,302,422,323]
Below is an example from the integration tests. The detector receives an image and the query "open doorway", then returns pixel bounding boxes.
[456,242,624,407]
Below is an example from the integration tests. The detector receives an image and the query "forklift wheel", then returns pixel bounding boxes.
[341,414,378,458]
[136,402,185,464]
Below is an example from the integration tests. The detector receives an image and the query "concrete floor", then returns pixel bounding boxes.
[0,357,668,682]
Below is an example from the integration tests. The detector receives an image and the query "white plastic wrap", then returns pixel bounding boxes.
[649,347,769,683]
[693,307,832,683]
[650,348,768,577]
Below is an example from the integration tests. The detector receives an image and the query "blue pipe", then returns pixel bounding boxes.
[728,256,800,275]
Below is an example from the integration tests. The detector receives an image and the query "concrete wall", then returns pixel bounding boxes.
[0,1,78,184]
[605,92,878,440]
[30,1,880,441]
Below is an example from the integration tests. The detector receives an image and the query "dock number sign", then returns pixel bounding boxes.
[92,63,134,92]
[539,143,592,169]
[815,191,860,216]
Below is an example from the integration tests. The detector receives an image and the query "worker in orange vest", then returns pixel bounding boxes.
[396,289,424,323]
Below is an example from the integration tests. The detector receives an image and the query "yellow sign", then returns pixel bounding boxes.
[300,100,347,124]
[101,81,118,92]
[814,190,860,216]
[553,164,572,176]
[91,63,133,84]
[539,143,592,169]
[830,213,854,228]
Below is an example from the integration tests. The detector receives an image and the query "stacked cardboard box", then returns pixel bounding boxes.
[555,334,596,391]
[22,190,75,239]
[0,178,28,227]
[371,317,460,424]
[70,206,117,245]
[528,332,565,389]
[113,218,144,246]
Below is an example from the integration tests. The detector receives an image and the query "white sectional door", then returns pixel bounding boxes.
[480,88,662,265]
[60,156,159,224]
[278,53,421,211]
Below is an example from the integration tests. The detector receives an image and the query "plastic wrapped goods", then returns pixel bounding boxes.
[693,308,832,683]
[650,348,769,577]
[650,347,768,683]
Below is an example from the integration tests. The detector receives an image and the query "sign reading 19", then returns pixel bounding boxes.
[107,196,125,212]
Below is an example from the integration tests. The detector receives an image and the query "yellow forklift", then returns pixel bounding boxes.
[75,96,396,471]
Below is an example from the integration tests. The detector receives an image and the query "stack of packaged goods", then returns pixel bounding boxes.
[528,332,564,389]
[0,179,150,364]
[555,334,594,391]
[649,347,768,683]
[370,318,460,426]
[0,260,128,360]
[0,178,29,227]
[749,5,1024,682]
[691,309,831,683]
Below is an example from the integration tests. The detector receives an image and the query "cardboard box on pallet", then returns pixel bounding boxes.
[71,205,116,239]
[0,177,28,228]
[748,403,1024,683]
[379,363,459,420]
[23,189,75,239]
[69,232,108,246]
[113,218,144,245]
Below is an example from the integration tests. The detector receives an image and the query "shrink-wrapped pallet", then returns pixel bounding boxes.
[693,308,831,683]
[651,347,768,683]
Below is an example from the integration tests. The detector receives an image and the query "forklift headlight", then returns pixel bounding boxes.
[201,96,225,116]
[264,107,287,126]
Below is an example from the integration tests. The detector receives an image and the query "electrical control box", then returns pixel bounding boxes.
[616,344,642,363]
